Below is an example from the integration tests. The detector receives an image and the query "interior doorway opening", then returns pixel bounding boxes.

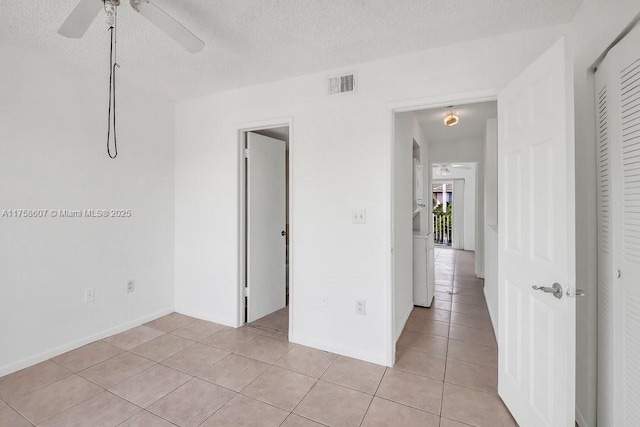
[239,124,291,340]
[432,180,453,246]
[391,98,497,356]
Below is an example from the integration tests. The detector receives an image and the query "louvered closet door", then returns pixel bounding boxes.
[596,23,640,426]
[595,53,618,427]
[617,27,640,426]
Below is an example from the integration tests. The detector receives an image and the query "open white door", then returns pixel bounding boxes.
[498,38,576,426]
[247,132,287,323]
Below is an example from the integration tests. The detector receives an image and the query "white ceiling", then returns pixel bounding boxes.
[416,101,497,143]
[0,0,582,100]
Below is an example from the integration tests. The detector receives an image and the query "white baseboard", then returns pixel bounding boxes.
[174,306,237,328]
[395,303,413,344]
[289,332,389,367]
[0,307,174,377]
[484,287,497,335]
[576,408,589,427]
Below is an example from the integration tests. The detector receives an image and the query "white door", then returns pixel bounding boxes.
[594,42,618,427]
[498,38,576,426]
[247,132,287,323]
[595,24,640,426]
[612,25,640,427]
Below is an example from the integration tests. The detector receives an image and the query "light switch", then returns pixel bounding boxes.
[352,209,366,224]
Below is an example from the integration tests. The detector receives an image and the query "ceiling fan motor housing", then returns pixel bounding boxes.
[103,0,119,29]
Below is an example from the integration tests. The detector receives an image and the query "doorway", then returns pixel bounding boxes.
[432,180,453,247]
[391,102,494,344]
[432,162,478,254]
[239,123,291,339]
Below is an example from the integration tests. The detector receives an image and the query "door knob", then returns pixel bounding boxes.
[531,283,563,299]
[281,230,287,237]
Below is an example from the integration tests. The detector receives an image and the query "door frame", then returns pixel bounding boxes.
[432,178,462,249]
[237,117,294,337]
[387,90,497,365]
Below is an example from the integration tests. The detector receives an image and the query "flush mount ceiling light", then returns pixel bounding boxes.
[433,163,470,176]
[443,106,459,127]
[436,166,452,176]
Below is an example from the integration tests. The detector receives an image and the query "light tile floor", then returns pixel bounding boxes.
[247,307,289,339]
[0,248,516,426]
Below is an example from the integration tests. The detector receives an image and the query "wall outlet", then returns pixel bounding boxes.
[321,295,328,307]
[352,209,367,224]
[84,288,95,303]
[127,279,135,293]
[356,299,366,315]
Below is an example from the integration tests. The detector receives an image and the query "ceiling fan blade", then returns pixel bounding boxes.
[130,0,204,53]
[58,0,102,38]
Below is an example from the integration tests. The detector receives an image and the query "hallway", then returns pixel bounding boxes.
[395,248,516,426]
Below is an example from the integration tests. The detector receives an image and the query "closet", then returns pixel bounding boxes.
[595,23,640,426]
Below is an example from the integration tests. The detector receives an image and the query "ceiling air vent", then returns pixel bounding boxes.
[328,74,356,95]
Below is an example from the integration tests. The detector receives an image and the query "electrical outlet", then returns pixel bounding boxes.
[352,209,366,224]
[321,295,328,307]
[127,279,135,293]
[84,288,95,303]
[356,299,366,315]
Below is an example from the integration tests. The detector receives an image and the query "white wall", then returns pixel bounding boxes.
[392,112,414,342]
[0,44,175,375]
[174,25,567,365]
[565,1,640,426]
[484,119,498,331]
[392,112,430,342]
[414,119,432,235]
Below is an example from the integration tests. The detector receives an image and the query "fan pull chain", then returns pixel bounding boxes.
[106,1,120,159]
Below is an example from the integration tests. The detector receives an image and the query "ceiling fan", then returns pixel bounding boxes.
[58,0,205,158]
[58,0,205,53]
[433,163,470,176]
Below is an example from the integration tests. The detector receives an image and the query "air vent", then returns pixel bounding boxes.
[328,74,355,95]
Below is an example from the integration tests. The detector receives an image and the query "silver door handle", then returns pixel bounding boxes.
[531,283,563,299]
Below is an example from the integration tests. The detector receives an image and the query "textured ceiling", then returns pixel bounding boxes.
[0,0,582,100]
[416,101,497,143]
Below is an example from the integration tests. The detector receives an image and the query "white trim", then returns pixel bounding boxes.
[576,408,589,427]
[387,88,498,367]
[388,89,498,113]
[292,334,389,367]
[237,118,294,336]
[0,307,174,377]
[484,286,498,335]
[174,306,236,327]
[395,302,413,348]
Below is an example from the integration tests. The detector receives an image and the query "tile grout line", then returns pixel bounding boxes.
[1,358,74,405]
[439,251,455,420]
[357,365,388,427]
[372,394,443,418]
[286,376,320,423]
[14,376,108,426]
